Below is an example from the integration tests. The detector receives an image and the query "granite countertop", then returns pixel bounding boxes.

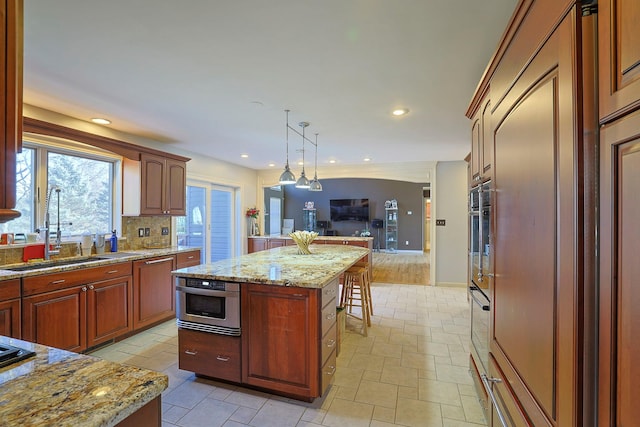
[172,244,369,288]
[0,336,167,427]
[249,235,373,241]
[0,246,198,281]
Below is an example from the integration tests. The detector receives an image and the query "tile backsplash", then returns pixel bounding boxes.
[122,216,171,250]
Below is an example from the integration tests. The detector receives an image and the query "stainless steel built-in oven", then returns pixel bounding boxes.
[176,277,241,336]
[469,181,492,293]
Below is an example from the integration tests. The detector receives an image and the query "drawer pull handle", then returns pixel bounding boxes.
[326,365,336,376]
[89,285,94,290]
[82,286,87,292]
[50,279,66,285]
[145,257,173,265]
[184,350,198,356]
[187,256,195,259]
[326,312,336,320]
[292,293,304,297]
[106,270,119,274]
[216,355,230,362]
[481,374,508,427]
[326,339,336,348]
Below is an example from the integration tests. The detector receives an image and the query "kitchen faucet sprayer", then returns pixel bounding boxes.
[42,185,62,260]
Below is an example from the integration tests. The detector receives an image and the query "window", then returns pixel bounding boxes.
[1,138,119,238]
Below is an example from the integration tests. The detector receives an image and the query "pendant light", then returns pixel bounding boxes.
[295,122,310,189]
[278,110,296,185]
[309,133,323,191]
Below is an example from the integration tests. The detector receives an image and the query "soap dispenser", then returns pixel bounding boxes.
[110,230,118,252]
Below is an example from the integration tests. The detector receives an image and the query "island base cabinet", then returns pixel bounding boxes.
[241,283,320,401]
[178,328,241,383]
[0,279,21,338]
[133,256,176,330]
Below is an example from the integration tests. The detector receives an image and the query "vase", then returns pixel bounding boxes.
[248,217,257,236]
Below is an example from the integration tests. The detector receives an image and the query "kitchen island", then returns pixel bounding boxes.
[0,336,167,426]
[172,244,369,401]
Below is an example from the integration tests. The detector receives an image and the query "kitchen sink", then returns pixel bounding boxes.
[94,252,138,259]
[2,257,103,271]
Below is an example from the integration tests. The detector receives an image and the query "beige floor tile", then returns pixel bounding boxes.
[334,385,358,401]
[379,364,419,388]
[354,379,398,408]
[395,397,444,427]
[333,365,364,387]
[349,352,386,372]
[461,394,488,424]
[370,341,403,359]
[402,351,436,371]
[362,370,382,382]
[398,386,418,400]
[441,403,467,421]
[373,405,396,423]
[418,378,462,406]
[436,363,474,385]
[323,398,373,427]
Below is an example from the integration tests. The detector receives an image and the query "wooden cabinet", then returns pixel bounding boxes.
[176,249,201,268]
[469,90,492,184]
[0,279,21,338]
[598,81,640,425]
[241,283,321,400]
[22,262,133,352]
[0,0,23,223]
[267,238,288,249]
[178,328,241,383]
[248,237,268,253]
[123,153,187,216]
[132,255,176,330]
[598,0,640,123]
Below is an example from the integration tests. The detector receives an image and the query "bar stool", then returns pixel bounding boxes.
[341,265,372,336]
[349,261,374,316]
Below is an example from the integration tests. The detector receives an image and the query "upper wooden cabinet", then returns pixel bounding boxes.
[469,89,492,184]
[123,153,187,216]
[599,0,640,123]
[0,0,23,223]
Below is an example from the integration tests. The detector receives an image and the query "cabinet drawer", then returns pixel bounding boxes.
[321,296,337,335]
[321,323,337,365]
[320,349,337,395]
[321,279,338,308]
[179,329,241,383]
[0,279,20,300]
[23,262,132,296]
[176,250,200,268]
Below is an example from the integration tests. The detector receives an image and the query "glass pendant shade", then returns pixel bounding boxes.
[295,170,310,188]
[279,164,296,184]
[309,176,322,191]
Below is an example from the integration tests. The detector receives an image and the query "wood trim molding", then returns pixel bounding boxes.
[23,117,190,162]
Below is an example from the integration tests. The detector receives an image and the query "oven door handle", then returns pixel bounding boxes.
[469,287,490,311]
[176,285,239,298]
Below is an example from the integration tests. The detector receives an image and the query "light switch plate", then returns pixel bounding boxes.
[138,228,144,237]
[161,227,169,236]
[436,219,446,226]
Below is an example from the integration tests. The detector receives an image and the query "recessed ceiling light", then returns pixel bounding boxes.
[363,157,371,162]
[392,108,409,116]
[297,161,304,166]
[91,117,111,125]
[241,154,249,158]
[329,159,336,164]
[268,163,276,167]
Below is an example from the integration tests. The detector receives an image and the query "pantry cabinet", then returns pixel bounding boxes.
[598,2,640,424]
[0,0,23,223]
[0,279,20,338]
[132,255,176,330]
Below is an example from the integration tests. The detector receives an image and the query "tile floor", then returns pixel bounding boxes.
[90,284,487,427]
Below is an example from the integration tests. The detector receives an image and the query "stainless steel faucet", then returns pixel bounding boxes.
[43,185,62,260]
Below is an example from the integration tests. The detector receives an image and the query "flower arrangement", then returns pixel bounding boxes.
[246,207,259,219]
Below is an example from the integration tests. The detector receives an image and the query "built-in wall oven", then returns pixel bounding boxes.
[469,181,493,418]
[176,277,241,336]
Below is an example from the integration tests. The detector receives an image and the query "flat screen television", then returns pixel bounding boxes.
[330,199,369,222]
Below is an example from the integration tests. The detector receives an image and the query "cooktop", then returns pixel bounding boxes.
[0,343,36,368]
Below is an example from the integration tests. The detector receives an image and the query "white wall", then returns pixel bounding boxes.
[434,161,468,287]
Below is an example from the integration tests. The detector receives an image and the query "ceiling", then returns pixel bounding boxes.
[23,1,518,171]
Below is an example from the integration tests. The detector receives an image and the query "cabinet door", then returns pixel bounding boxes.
[241,283,319,399]
[248,238,268,253]
[140,153,165,215]
[133,256,176,330]
[0,279,20,338]
[490,10,586,426]
[481,99,492,176]
[22,286,87,352]
[598,109,640,426]
[87,275,133,348]
[165,158,186,215]
[599,0,640,122]
[0,0,22,222]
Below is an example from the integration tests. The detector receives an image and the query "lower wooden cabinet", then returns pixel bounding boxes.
[133,255,176,330]
[22,264,133,352]
[178,328,241,382]
[176,249,201,268]
[0,279,20,338]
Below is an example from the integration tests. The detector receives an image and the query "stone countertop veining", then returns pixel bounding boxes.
[172,244,369,288]
[0,336,167,427]
[248,235,373,241]
[0,246,199,281]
